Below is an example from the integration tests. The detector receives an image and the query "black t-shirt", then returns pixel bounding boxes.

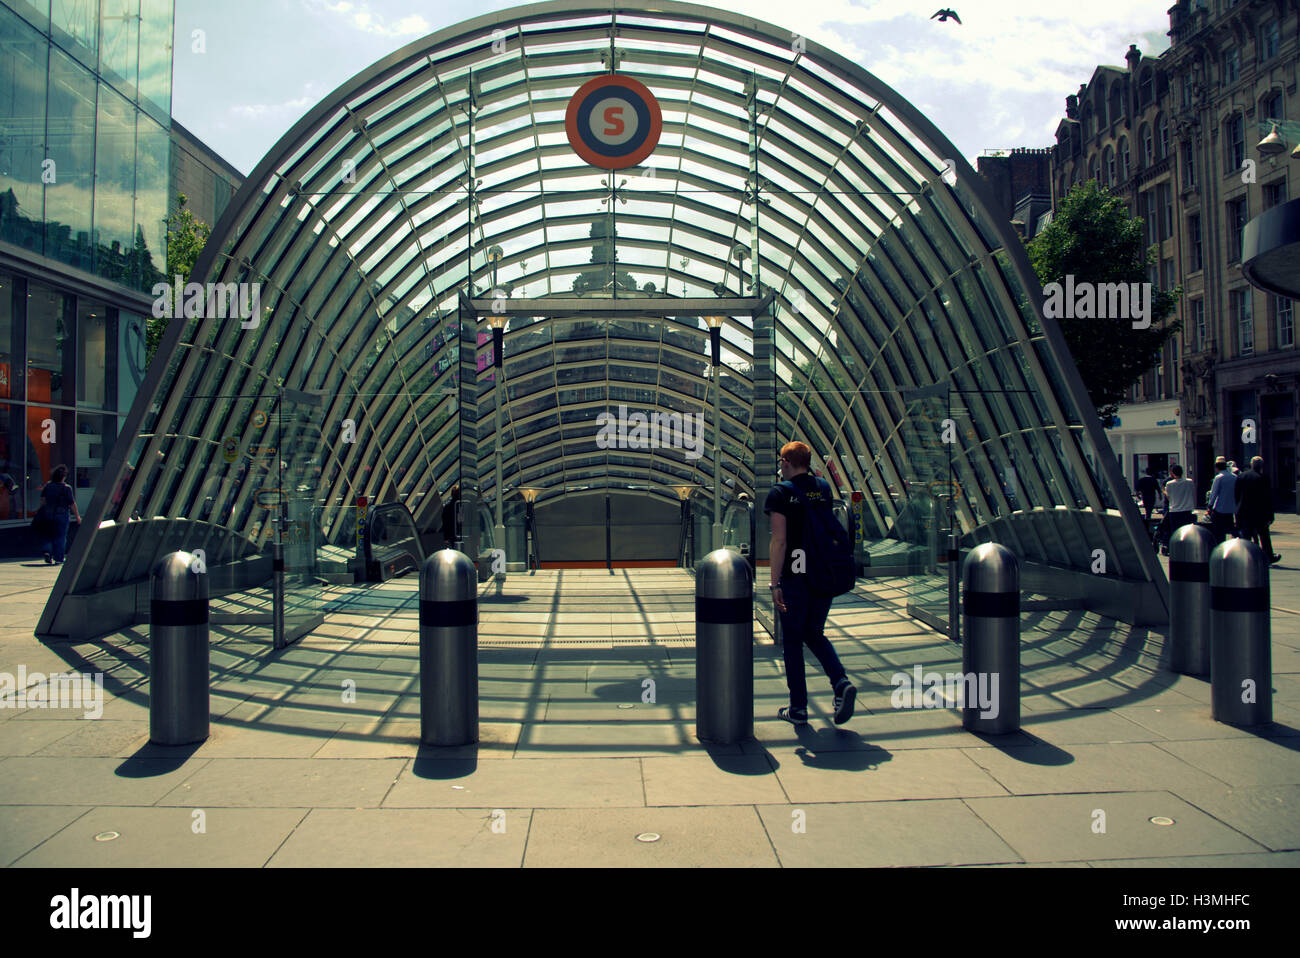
[41,481,75,515]
[1135,475,1158,503]
[764,474,831,581]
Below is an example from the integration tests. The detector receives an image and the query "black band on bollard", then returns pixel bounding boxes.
[273,556,285,572]
[1170,560,1209,582]
[150,598,209,626]
[963,590,1019,618]
[696,596,751,624]
[1210,586,1268,613]
[947,548,958,562]
[420,599,476,627]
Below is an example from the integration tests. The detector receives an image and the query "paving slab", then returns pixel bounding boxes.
[155,757,405,808]
[515,722,723,757]
[0,718,82,755]
[1020,708,1169,746]
[757,799,1022,867]
[1166,782,1300,851]
[641,753,787,805]
[769,745,1009,803]
[1152,738,1300,788]
[32,720,150,757]
[0,806,91,866]
[268,808,528,867]
[960,742,1237,795]
[11,806,309,867]
[964,791,1265,862]
[523,806,778,867]
[0,756,209,806]
[313,721,520,758]
[383,756,646,808]
[1119,704,1299,741]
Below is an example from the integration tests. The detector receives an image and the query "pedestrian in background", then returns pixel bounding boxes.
[1235,456,1281,564]
[1163,464,1196,539]
[37,465,81,565]
[1206,456,1237,543]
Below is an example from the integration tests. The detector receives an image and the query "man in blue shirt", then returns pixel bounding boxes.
[1206,456,1237,543]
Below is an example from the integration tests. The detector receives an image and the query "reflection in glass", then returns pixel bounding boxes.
[76,299,111,408]
[0,6,49,251]
[51,0,97,66]
[93,82,137,287]
[26,282,70,406]
[44,48,96,272]
[74,412,116,512]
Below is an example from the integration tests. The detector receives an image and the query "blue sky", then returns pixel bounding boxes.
[173,0,1174,176]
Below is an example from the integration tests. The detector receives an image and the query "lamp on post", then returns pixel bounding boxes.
[487,312,507,561]
[704,315,725,552]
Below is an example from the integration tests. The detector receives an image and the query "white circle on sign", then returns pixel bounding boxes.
[589,95,639,147]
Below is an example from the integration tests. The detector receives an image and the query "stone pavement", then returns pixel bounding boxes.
[0,520,1297,868]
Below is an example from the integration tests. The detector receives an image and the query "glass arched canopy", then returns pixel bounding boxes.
[40,0,1167,637]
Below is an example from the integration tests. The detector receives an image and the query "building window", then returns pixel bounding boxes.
[1157,114,1169,160]
[1226,114,1245,171]
[1139,69,1152,107]
[1183,144,1195,187]
[1192,298,1206,350]
[1261,19,1279,61]
[1233,288,1253,355]
[1182,76,1193,108]
[1163,257,1175,290]
[1161,184,1173,239]
[1264,180,1287,210]
[1105,147,1115,186]
[1141,124,1154,167]
[1119,137,1130,180]
[1223,48,1239,85]
[1278,297,1295,349]
[1227,196,1248,261]
[1262,91,1283,124]
[1188,214,1203,272]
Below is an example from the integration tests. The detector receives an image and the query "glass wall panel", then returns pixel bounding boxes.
[45,47,97,271]
[0,403,23,519]
[93,82,137,287]
[137,0,172,117]
[76,298,111,408]
[26,281,72,407]
[117,310,147,413]
[74,411,116,512]
[51,0,98,68]
[25,406,73,517]
[0,6,49,251]
[0,272,16,401]
[9,0,49,32]
[98,0,140,93]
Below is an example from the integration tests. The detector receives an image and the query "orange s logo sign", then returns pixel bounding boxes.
[603,105,625,136]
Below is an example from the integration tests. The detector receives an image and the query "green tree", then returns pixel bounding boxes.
[147,194,212,365]
[1026,180,1181,426]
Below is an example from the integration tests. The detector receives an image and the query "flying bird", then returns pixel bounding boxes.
[931,9,962,23]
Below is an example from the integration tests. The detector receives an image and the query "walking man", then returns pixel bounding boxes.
[1135,468,1160,523]
[765,441,856,726]
[1207,456,1238,543]
[1164,464,1196,539]
[1235,457,1281,564]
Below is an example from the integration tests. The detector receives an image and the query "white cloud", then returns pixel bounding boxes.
[308,0,430,38]
[230,84,321,121]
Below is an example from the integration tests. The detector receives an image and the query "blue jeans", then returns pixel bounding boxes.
[40,511,71,562]
[777,577,847,711]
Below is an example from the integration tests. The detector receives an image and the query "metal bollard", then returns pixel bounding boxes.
[695,548,753,744]
[1169,523,1214,676]
[960,542,1020,734]
[1210,538,1272,727]
[149,551,210,745]
[419,549,479,746]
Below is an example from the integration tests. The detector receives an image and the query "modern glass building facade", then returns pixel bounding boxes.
[38,0,1168,641]
[0,0,175,539]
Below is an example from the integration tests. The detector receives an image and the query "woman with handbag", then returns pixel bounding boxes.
[36,464,81,565]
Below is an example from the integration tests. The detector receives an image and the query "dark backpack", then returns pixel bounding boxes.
[782,478,856,596]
